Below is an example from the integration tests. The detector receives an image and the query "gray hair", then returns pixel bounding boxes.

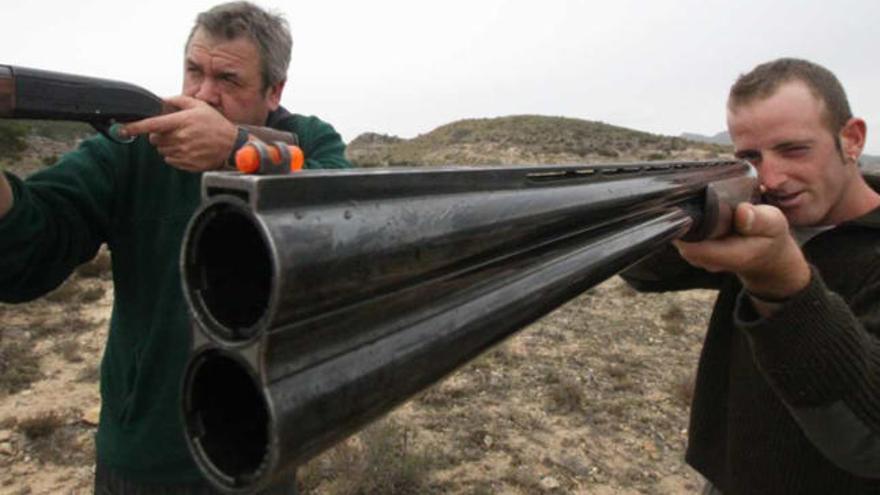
[187,1,292,89]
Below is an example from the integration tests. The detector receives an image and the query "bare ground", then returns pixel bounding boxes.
[0,258,716,494]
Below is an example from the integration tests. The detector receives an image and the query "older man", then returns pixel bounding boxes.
[0,2,349,492]
[625,58,880,493]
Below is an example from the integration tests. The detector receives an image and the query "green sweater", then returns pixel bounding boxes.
[0,111,351,482]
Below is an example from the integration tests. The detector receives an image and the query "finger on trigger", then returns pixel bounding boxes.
[123,113,183,137]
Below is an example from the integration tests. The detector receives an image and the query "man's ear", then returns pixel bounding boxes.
[839,117,867,165]
[265,79,286,111]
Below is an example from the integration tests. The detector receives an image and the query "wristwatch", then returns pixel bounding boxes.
[226,127,250,167]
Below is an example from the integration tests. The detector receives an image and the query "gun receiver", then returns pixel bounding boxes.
[179,160,757,493]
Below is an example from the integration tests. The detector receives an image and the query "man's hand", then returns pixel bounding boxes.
[0,172,13,220]
[120,96,237,172]
[673,203,811,309]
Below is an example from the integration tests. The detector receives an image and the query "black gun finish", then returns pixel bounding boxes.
[0,64,163,134]
[179,160,757,493]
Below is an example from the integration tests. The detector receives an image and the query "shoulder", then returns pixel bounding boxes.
[279,114,341,142]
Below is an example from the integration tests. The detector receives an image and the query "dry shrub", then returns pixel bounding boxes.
[417,382,469,408]
[615,280,639,297]
[76,364,101,383]
[29,314,92,338]
[300,419,435,495]
[18,410,66,439]
[605,358,642,393]
[0,336,42,396]
[547,372,586,415]
[661,303,687,335]
[27,424,94,466]
[43,278,80,303]
[45,279,106,304]
[78,285,106,304]
[671,372,695,408]
[502,466,544,493]
[76,249,112,279]
[54,337,83,363]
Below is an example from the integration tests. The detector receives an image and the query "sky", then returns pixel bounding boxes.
[2,0,879,153]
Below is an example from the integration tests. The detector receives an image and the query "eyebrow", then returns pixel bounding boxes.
[217,70,239,80]
[734,139,816,160]
[772,139,814,150]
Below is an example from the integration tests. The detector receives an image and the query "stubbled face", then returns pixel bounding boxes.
[183,27,284,125]
[727,81,857,227]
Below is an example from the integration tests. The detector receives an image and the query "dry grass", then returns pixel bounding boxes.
[0,335,42,396]
[661,303,688,336]
[54,337,84,363]
[16,410,95,467]
[76,364,101,384]
[546,371,587,415]
[672,373,696,408]
[76,249,112,279]
[77,286,106,304]
[300,419,436,495]
[43,279,81,304]
[29,426,95,466]
[18,411,66,439]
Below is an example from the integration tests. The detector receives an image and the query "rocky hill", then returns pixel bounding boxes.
[346,115,732,167]
[679,131,731,146]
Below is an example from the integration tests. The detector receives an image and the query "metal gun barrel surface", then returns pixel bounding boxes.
[180,160,756,492]
[2,64,163,123]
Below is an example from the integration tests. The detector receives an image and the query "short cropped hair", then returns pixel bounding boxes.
[187,1,292,89]
[728,58,852,136]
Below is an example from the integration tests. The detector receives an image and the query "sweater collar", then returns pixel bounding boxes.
[841,172,880,229]
[265,106,293,128]
[841,205,880,229]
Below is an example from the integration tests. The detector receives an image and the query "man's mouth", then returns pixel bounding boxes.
[766,191,804,209]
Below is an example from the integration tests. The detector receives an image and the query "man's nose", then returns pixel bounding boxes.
[758,156,787,191]
[193,79,221,106]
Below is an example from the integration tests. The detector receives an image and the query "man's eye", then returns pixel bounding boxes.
[782,146,809,157]
[219,74,238,85]
[735,152,761,163]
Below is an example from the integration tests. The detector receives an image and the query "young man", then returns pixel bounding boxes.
[0,2,349,492]
[625,59,880,492]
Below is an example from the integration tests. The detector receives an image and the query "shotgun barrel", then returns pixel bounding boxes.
[179,160,757,493]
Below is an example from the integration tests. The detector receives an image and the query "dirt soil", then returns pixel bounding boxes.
[0,265,717,494]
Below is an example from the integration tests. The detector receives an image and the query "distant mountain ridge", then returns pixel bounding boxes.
[347,115,732,167]
[680,131,731,145]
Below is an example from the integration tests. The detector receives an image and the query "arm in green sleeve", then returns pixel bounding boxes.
[0,137,122,302]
